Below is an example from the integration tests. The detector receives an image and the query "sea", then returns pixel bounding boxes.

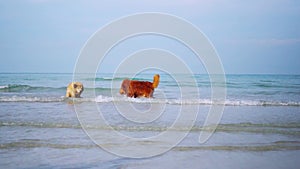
[0,73,299,169]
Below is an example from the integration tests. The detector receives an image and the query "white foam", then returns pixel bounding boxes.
[95,95,115,103]
[0,96,64,102]
[0,95,299,106]
[0,85,8,89]
[94,95,300,106]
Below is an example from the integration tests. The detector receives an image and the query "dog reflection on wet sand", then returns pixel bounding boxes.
[119,74,160,98]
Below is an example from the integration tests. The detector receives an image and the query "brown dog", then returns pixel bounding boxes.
[119,74,160,98]
[66,82,84,98]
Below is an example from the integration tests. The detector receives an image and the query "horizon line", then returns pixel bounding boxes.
[0,72,299,76]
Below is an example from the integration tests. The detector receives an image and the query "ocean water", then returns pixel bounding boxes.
[0,73,299,168]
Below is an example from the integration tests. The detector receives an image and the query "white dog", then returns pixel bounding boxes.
[66,82,84,98]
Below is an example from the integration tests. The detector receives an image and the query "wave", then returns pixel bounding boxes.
[1,121,299,130]
[173,142,300,152]
[252,83,300,89]
[94,96,300,106]
[0,85,8,89]
[1,121,299,136]
[0,84,65,93]
[0,96,66,102]
[0,94,299,106]
[1,141,300,151]
[84,77,151,82]
[0,121,80,129]
[85,77,126,81]
[0,84,113,93]
[0,141,97,149]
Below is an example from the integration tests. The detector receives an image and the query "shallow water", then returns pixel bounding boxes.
[0,73,299,168]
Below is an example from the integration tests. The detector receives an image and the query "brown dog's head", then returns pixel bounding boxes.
[119,79,130,95]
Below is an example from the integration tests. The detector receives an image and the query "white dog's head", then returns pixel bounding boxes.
[73,82,84,97]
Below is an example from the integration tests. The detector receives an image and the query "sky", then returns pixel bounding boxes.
[0,0,299,74]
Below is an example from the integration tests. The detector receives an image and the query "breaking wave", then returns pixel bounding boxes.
[94,95,300,106]
[0,94,299,106]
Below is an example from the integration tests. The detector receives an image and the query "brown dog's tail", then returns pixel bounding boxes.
[152,74,160,88]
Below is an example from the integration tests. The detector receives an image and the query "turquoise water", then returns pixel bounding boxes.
[0,73,299,105]
[0,73,300,168]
